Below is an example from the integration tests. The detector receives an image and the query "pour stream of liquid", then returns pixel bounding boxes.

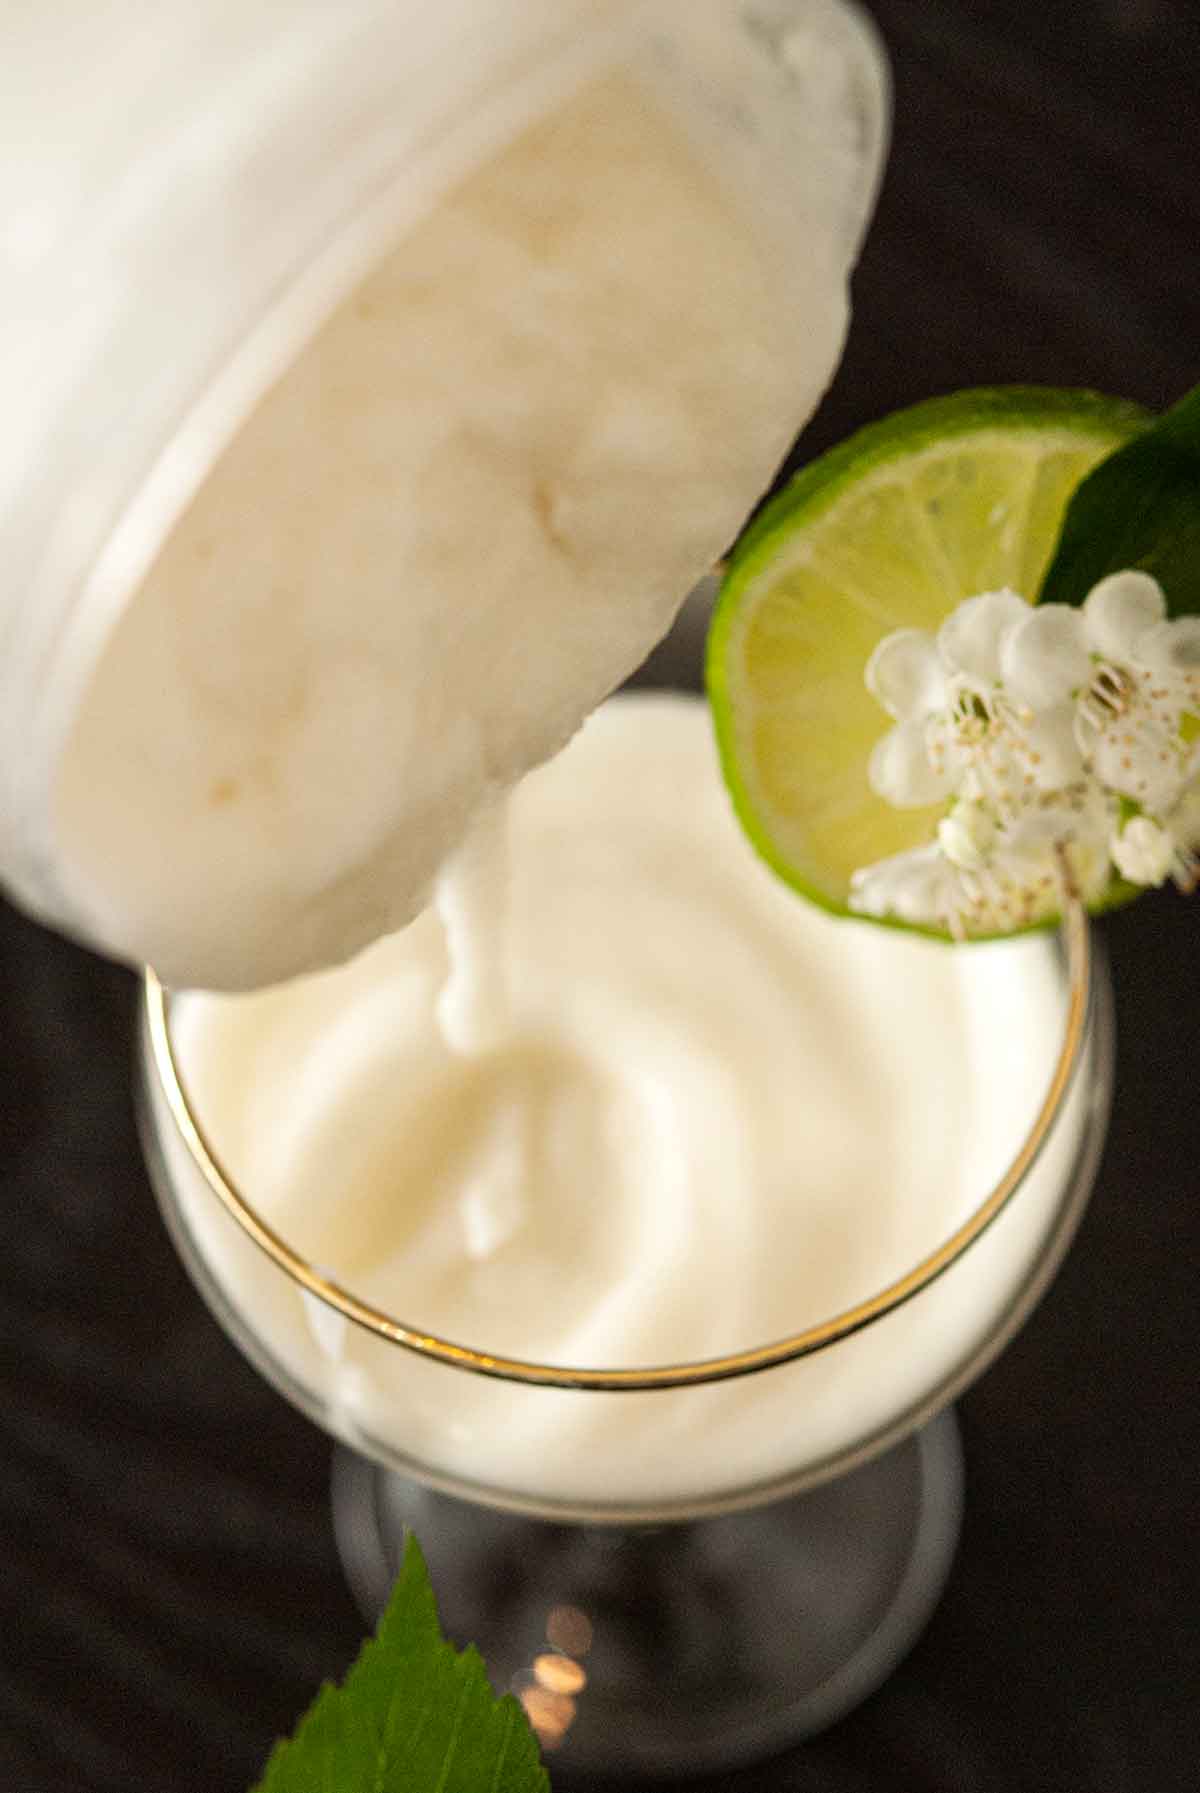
[433,799,526,1258]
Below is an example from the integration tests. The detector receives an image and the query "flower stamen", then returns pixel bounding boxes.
[1080,662,1132,728]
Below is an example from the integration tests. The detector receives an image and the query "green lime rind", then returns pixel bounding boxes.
[706,386,1151,941]
[727,387,1150,585]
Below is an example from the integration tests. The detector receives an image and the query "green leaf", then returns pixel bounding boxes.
[1038,382,1200,615]
[252,1537,550,1793]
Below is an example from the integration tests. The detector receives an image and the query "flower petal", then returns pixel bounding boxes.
[1132,616,1200,677]
[937,588,1030,686]
[868,720,957,807]
[1021,702,1086,789]
[937,799,996,870]
[849,843,957,925]
[865,628,947,721]
[1088,720,1187,812]
[1002,799,1113,903]
[1111,816,1175,886]
[1000,604,1090,709]
[1083,570,1166,661]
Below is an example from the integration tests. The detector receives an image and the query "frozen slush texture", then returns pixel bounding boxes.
[56,75,850,988]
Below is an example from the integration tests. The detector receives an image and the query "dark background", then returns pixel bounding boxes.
[2,2,1198,1788]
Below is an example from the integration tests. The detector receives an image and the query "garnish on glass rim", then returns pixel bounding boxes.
[707,381,1200,939]
[852,572,1200,935]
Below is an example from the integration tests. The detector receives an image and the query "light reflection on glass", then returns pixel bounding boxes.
[516,1604,595,1752]
[546,1604,594,1658]
[534,1652,588,1696]
[519,1684,577,1748]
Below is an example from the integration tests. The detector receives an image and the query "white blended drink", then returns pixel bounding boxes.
[155,695,1092,1511]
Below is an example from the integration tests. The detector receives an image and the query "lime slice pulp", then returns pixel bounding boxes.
[706,387,1149,931]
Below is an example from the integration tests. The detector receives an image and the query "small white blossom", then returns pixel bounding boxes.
[850,570,1200,932]
[865,628,948,720]
[1110,783,1200,893]
[1111,817,1175,887]
[1000,604,1092,710]
[852,786,1113,938]
[850,841,964,930]
[1083,570,1166,660]
[1016,704,1086,789]
[868,716,956,807]
[1135,614,1200,681]
[937,798,996,871]
[999,794,1115,907]
[936,589,1029,687]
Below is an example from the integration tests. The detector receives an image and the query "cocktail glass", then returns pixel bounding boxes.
[136,591,1113,1779]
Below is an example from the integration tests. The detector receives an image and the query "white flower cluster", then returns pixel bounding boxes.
[851,571,1200,935]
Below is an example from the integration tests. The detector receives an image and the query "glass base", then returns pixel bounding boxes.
[332,1410,964,1779]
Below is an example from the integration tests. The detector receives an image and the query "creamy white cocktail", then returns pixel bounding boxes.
[146,692,1095,1513]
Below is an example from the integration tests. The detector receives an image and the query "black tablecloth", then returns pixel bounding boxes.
[3,4,1198,1788]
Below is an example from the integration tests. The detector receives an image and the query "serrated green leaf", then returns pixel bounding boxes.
[1038,382,1200,615]
[252,1537,550,1793]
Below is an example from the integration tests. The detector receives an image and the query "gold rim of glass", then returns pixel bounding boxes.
[143,901,1091,1394]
